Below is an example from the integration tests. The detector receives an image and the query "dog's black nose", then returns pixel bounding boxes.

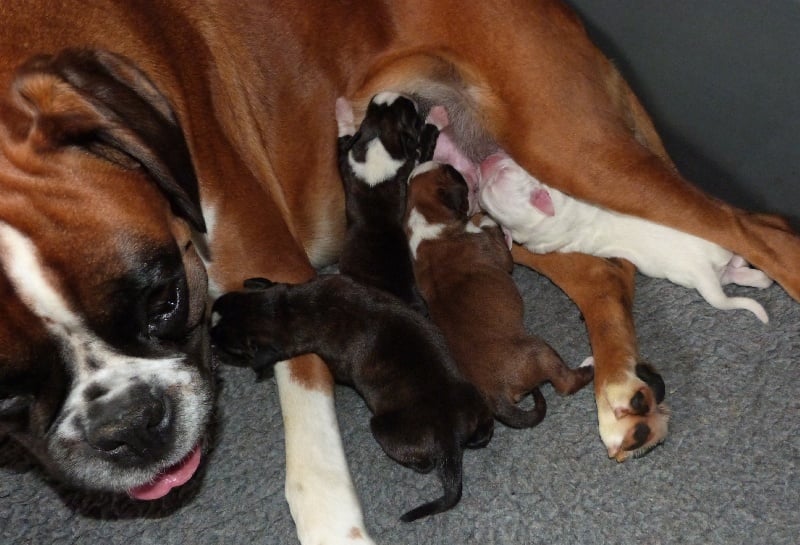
[85,383,173,465]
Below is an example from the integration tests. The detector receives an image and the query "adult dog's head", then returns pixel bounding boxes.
[0,49,214,500]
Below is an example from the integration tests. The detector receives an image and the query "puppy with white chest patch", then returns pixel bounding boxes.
[404,162,594,428]
[479,152,774,323]
[335,93,438,311]
[210,274,494,522]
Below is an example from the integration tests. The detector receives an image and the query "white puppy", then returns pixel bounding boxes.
[478,151,773,323]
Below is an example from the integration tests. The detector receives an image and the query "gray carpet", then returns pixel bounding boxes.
[2,267,799,544]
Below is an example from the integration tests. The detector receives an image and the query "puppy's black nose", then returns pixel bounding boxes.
[85,383,172,465]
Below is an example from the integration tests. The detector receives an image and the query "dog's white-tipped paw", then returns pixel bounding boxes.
[596,363,669,462]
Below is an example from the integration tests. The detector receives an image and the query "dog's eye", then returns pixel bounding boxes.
[145,275,188,339]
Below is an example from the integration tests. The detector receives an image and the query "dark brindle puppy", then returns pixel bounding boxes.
[210,274,494,522]
[404,162,594,428]
[335,93,437,312]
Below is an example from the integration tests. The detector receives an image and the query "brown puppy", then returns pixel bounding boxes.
[210,275,494,522]
[404,162,594,428]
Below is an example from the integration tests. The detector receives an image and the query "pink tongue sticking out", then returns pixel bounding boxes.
[128,446,202,500]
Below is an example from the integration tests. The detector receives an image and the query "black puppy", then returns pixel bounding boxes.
[211,275,494,522]
[335,93,438,312]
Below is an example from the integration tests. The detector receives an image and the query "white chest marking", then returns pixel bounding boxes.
[348,138,403,187]
[406,208,444,259]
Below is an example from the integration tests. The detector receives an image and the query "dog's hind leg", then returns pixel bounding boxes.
[721,255,774,289]
[531,341,595,396]
[452,2,800,302]
[512,246,669,462]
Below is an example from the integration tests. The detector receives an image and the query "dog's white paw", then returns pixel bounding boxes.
[596,363,669,462]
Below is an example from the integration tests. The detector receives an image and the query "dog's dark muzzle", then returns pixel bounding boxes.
[84,382,175,466]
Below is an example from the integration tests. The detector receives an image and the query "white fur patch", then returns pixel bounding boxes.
[465,222,482,234]
[372,91,408,108]
[406,207,445,259]
[199,202,224,300]
[275,362,376,544]
[348,138,404,187]
[0,222,81,330]
[410,160,441,180]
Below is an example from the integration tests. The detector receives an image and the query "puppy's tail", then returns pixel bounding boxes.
[493,388,547,429]
[695,278,770,324]
[400,454,463,522]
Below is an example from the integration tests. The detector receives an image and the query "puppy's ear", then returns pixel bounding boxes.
[437,166,470,217]
[418,123,439,163]
[10,49,206,232]
[530,188,555,217]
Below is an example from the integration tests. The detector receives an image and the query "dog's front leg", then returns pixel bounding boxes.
[511,246,669,461]
[275,355,376,545]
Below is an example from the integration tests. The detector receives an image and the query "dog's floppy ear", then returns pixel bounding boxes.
[10,48,206,232]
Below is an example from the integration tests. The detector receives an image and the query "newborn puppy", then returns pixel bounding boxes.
[479,151,773,323]
[211,274,494,522]
[404,162,594,428]
[335,93,438,311]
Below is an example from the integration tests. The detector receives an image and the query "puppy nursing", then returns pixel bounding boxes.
[211,275,494,522]
[479,152,773,323]
[214,93,494,522]
[335,93,437,312]
[404,163,594,428]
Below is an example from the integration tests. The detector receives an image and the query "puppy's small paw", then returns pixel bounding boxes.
[335,97,356,137]
[579,356,595,368]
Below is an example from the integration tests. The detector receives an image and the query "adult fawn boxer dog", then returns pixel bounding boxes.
[2,1,799,543]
